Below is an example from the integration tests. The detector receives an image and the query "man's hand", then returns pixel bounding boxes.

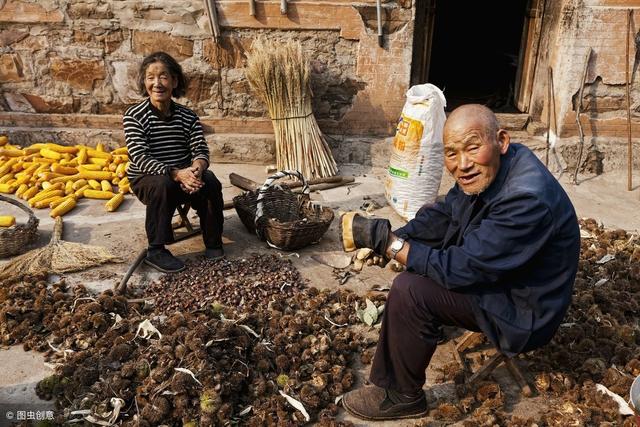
[340,212,391,257]
[190,159,208,179]
[170,167,204,194]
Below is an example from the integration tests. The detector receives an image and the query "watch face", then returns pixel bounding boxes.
[392,239,403,251]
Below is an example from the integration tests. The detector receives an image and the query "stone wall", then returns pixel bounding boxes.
[0,0,413,150]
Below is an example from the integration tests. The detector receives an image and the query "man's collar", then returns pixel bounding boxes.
[478,144,516,203]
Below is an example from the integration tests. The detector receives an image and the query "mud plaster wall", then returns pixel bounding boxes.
[0,0,413,147]
[548,0,640,146]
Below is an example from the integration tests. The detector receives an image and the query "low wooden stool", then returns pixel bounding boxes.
[115,203,201,294]
[454,331,533,397]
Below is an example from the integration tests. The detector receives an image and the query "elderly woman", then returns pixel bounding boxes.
[123,51,224,273]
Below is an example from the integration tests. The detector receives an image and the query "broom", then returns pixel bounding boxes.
[0,216,120,284]
[245,38,338,180]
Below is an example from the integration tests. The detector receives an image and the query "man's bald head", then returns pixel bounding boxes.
[444,104,499,140]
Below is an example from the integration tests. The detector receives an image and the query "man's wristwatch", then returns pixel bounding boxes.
[388,237,405,260]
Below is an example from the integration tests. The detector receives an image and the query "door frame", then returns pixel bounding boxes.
[514,0,547,112]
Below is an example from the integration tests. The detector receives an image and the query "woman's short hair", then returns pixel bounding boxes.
[137,51,187,98]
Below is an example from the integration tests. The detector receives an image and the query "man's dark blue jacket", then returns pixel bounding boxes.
[395,143,580,356]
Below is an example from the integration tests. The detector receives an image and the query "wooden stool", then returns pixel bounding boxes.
[115,203,201,294]
[453,331,533,397]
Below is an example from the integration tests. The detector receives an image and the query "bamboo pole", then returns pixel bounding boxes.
[627,9,633,191]
[573,47,592,185]
[546,67,552,167]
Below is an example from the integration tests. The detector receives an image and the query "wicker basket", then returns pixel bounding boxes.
[233,170,334,250]
[0,194,39,258]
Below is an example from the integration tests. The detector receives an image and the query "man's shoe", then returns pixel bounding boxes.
[342,385,428,421]
[204,247,224,260]
[144,249,186,273]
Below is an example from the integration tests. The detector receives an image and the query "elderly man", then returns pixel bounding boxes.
[340,104,580,421]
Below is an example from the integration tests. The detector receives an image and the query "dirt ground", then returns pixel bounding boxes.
[0,155,639,426]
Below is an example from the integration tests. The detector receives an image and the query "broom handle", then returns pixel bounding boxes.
[52,216,63,243]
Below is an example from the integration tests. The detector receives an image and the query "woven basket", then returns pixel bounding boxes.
[233,170,334,250]
[0,194,39,258]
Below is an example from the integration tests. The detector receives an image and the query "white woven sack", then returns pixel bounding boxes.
[385,84,446,221]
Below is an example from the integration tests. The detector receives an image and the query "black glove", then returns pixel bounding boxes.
[340,212,391,256]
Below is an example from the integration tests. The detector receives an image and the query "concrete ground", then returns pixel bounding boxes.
[0,155,639,426]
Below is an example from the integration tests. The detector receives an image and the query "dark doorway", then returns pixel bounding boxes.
[426,1,528,112]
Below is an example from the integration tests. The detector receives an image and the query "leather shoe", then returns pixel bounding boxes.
[144,248,186,273]
[204,247,224,260]
[342,385,428,421]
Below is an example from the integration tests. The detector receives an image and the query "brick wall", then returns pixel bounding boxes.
[0,0,413,147]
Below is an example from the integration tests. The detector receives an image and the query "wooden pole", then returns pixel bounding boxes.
[546,67,552,167]
[627,9,633,191]
[204,0,220,40]
[249,0,256,16]
[573,47,592,185]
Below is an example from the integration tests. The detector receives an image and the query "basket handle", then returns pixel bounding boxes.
[255,170,309,239]
[0,194,37,225]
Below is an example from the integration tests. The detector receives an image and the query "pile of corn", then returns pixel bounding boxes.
[0,135,130,222]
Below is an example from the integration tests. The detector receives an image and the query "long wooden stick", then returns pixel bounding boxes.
[230,173,343,191]
[573,47,592,185]
[204,0,220,39]
[546,66,552,167]
[249,0,256,16]
[627,9,633,191]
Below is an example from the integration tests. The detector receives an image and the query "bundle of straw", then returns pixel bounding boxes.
[245,39,338,179]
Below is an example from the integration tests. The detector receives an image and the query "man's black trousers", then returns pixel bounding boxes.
[369,272,482,394]
[131,170,224,249]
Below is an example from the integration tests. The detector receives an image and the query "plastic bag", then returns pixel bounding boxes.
[385,84,446,220]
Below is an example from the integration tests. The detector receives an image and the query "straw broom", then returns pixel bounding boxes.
[245,39,338,179]
[0,216,120,285]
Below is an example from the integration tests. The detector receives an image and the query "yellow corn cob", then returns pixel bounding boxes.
[0,183,16,193]
[15,183,28,198]
[33,157,56,164]
[79,164,102,172]
[84,189,115,199]
[37,172,63,181]
[23,147,41,155]
[50,197,77,217]
[72,179,88,190]
[87,149,112,161]
[11,161,24,173]
[0,148,25,157]
[64,180,74,195]
[27,143,47,150]
[118,184,130,194]
[40,148,62,160]
[0,173,15,184]
[50,194,75,208]
[96,142,105,152]
[0,158,18,175]
[51,163,78,175]
[88,179,101,190]
[108,162,118,171]
[113,154,129,163]
[119,176,129,186]
[74,184,90,198]
[77,147,88,164]
[15,174,32,185]
[29,189,64,206]
[111,147,128,155]
[22,186,39,200]
[105,193,124,212]
[34,195,63,209]
[42,181,54,190]
[45,143,78,154]
[78,170,114,180]
[88,157,109,167]
[115,162,127,178]
[100,180,112,192]
[50,173,81,184]
[61,158,79,167]
[0,136,8,146]
[112,176,120,185]
[0,215,15,227]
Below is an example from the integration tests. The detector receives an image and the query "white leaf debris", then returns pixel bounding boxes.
[174,368,202,386]
[596,254,615,265]
[279,390,310,422]
[239,406,253,416]
[594,278,608,287]
[324,314,348,327]
[239,324,260,338]
[135,319,162,340]
[335,394,344,405]
[596,383,634,415]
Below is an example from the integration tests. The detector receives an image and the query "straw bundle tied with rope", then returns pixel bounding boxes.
[0,216,120,285]
[245,39,338,180]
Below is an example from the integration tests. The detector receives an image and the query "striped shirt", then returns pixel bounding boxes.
[123,99,209,180]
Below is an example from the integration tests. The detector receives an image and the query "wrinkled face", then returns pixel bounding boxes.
[144,61,177,107]
[443,122,509,195]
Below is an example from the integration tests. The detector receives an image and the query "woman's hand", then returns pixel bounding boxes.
[170,167,203,194]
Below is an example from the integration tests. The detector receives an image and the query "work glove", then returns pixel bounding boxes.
[340,212,391,256]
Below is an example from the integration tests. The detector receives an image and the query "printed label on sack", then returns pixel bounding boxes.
[392,114,424,153]
[388,166,409,179]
